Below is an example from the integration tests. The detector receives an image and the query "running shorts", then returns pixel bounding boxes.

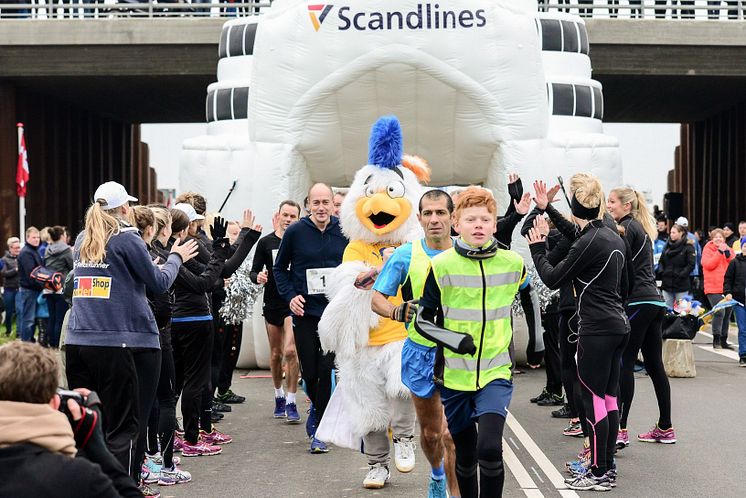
[263,307,290,327]
[401,338,438,399]
[440,378,513,435]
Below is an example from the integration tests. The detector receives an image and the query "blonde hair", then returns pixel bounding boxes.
[570,172,605,218]
[79,202,123,264]
[39,227,51,244]
[132,206,155,235]
[175,191,207,215]
[148,205,172,239]
[610,186,657,241]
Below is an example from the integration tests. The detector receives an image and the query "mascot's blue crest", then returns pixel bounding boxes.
[368,116,402,170]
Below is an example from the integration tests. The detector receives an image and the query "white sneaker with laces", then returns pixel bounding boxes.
[363,463,390,489]
[393,436,416,473]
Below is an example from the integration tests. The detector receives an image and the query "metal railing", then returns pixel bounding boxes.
[0,1,743,20]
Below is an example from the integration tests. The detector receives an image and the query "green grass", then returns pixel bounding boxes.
[0,321,17,346]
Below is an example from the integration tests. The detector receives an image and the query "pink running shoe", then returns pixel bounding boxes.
[173,435,185,453]
[200,428,233,445]
[638,425,677,444]
[181,440,223,457]
[616,428,630,449]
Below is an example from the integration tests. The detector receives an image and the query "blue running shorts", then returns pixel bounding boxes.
[401,338,438,399]
[440,378,513,435]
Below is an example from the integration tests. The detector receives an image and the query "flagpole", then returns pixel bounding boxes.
[17,123,25,239]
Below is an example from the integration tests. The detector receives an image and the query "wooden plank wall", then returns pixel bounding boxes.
[0,83,158,242]
[674,103,746,232]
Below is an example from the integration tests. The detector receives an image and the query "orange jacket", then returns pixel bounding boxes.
[701,241,734,294]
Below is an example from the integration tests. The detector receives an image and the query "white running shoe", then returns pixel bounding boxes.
[363,463,390,489]
[393,436,416,473]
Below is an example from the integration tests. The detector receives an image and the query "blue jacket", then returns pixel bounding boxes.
[273,216,347,318]
[18,243,43,291]
[65,227,183,349]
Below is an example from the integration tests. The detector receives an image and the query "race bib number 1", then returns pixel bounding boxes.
[306,268,332,295]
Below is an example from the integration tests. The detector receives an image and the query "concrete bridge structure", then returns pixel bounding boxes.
[1,17,745,235]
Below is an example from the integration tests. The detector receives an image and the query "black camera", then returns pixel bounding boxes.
[56,388,85,416]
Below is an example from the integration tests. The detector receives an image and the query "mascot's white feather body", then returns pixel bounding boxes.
[317,116,426,438]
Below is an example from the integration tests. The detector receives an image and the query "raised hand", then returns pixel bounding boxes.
[210,215,228,240]
[242,209,256,229]
[525,227,546,246]
[533,180,549,210]
[514,192,532,215]
[533,215,550,237]
[170,238,199,262]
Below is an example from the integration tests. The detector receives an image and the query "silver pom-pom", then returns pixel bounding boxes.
[511,264,559,316]
[219,260,263,325]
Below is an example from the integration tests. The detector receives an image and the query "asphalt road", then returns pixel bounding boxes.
[163,332,744,498]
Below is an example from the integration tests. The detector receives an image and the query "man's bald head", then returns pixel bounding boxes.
[308,183,334,227]
[308,183,334,200]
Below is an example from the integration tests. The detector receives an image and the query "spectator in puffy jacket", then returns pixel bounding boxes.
[16,227,44,342]
[702,228,735,349]
[1,237,21,336]
[657,224,696,308]
[44,226,74,349]
[723,236,746,364]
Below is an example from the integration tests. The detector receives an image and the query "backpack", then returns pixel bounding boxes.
[30,266,64,292]
[662,313,700,341]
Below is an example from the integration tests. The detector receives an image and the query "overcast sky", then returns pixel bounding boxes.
[142,122,680,208]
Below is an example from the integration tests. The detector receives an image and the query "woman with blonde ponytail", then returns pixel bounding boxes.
[607,186,675,449]
[65,182,199,492]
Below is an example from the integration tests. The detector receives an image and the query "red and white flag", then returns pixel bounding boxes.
[16,123,29,198]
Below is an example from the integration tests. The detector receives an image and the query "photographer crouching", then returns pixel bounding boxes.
[0,341,140,497]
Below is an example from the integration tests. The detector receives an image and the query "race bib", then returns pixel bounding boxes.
[73,276,112,299]
[653,252,661,265]
[272,249,279,265]
[306,268,332,295]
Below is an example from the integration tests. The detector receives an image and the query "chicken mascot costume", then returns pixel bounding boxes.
[318,116,430,484]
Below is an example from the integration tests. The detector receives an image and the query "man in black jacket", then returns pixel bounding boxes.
[0,341,141,498]
[1,237,21,336]
[16,227,44,342]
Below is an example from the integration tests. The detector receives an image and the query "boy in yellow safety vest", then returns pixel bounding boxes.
[414,186,527,498]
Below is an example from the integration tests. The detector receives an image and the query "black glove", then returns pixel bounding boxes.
[62,391,103,451]
[390,300,418,322]
[210,216,229,249]
[508,177,523,204]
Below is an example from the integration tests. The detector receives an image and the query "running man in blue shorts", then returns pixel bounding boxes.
[371,189,460,498]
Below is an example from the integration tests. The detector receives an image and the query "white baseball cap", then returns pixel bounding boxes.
[675,216,689,227]
[174,202,205,222]
[93,181,138,210]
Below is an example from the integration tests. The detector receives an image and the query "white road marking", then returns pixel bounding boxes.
[697,332,740,360]
[506,412,580,498]
[503,441,544,497]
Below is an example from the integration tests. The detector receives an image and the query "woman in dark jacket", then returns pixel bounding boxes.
[657,224,696,309]
[43,226,74,349]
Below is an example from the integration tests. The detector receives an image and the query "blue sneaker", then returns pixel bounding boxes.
[427,476,448,498]
[305,404,317,438]
[286,402,301,424]
[310,437,329,454]
[273,397,286,418]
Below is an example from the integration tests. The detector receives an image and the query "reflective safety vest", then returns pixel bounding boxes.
[429,247,524,391]
[405,239,437,348]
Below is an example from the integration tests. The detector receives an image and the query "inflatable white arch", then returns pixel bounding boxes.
[181,0,623,368]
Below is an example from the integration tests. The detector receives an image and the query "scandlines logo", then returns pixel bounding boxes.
[308,3,487,32]
[308,4,334,32]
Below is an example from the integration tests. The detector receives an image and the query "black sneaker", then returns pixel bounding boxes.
[739,357,746,367]
[537,393,565,406]
[552,404,573,419]
[210,410,224,423]
[212,400,232,413]
[721,342,735,351]
[530,389,550,404]
[216,389,246,404]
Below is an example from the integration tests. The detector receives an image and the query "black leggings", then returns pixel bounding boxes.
[147,328,177,468]
[541,311,562,396]
[576,334,627,477]
[132,348,161,482]
[451,413,505,498]
[172,320,214,444]
[218,324,242,393]
[520,285,545,366]
[292,315,335,421]
[559,312,587,434]
[620,304,671,430]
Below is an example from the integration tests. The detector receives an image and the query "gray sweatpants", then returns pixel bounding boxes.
[363,396,417,466]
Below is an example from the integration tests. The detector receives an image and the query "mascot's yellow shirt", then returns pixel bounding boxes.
[343,240,407,346]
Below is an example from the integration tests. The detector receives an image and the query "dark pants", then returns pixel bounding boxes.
[576,334,628,476]
[451,413,506,498]
[16,287,39,342]
[132,348,161,482]
[66,345,140,480]
[292,315,335,421]
[45,293,68,348]
[707,293,733,343]
[218,324,242,393]
[3,288,17,334]
[559,312,580,418]
[541,311,563,396]
[620,305,671,430]
[148,327,178,468]
[172,320,214,444]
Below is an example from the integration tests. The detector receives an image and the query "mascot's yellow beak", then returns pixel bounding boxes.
[356,191,412,236]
